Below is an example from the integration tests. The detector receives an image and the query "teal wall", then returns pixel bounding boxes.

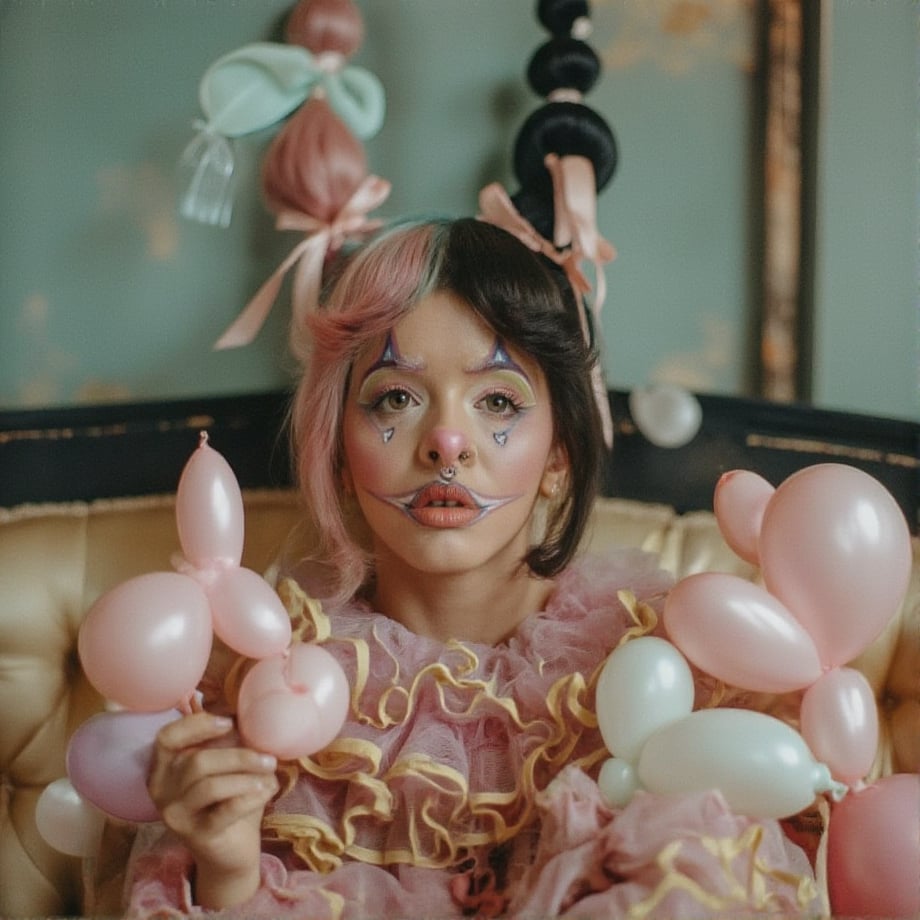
[1,0,916,421]
[812,0,918,421]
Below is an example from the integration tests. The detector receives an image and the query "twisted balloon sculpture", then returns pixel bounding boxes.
[36,434,349,856]
[594,462,916,918]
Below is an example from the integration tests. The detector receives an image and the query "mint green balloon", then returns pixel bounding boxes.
[638,708,844,819]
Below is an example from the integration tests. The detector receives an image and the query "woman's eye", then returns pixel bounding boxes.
[480,392,521,416]
[373,388,415,412]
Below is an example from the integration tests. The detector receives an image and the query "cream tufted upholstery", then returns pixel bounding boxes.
[1,490,917,918]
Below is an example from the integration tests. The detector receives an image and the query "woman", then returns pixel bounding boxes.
[131,219,820,918]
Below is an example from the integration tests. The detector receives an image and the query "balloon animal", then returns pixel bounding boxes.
[37,433,349,854]
[661,463,916,917]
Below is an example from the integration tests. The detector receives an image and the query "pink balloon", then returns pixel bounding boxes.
[828,773,920,918]
[759,464,912,668]
[208,567,292,659]
[237,644,349,760]
[713,469,775,565]
[176,434,245,568]
[78,572,213,710]
[664,572,823,692]
[67,709,181,822]
[800,667,878,785]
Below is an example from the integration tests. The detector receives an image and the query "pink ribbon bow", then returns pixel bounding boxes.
[477,182,593,301]
[543,153,616,448]
[477,165,616,447]
[544,152,616,317]
[214,174,391,350]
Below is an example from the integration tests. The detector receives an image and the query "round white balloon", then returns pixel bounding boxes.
[629,384,703,448]
[35,778,106,857]
[595,636,695,763]
[598,757,640,807]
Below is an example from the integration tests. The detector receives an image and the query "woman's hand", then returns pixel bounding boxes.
[148,712,279,909]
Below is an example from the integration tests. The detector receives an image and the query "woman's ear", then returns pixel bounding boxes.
[539,444,569,499]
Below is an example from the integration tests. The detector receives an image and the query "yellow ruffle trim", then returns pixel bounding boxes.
[255,578,662,875]
[625,822,823,918]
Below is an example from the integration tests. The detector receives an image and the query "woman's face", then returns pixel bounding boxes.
[341,289,563,581]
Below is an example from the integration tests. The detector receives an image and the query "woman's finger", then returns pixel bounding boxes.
[160,773,279,837]
[155,712,235,751]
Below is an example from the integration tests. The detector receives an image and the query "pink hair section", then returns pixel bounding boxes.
[291,221,447,603]
[285,0,365,58]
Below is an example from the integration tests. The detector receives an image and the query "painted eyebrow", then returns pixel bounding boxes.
[360,335,532,385]
[361,333,425,380]
[468,339,532,382]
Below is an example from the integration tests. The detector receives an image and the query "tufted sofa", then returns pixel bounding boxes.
[1,389,917,918]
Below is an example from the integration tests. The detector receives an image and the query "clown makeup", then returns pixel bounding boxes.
[472,340,537,448]
[355,333,424,444]
[342,291,558,570]
[354,333,538,450]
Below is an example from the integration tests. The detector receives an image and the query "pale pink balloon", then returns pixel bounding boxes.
[713,469,775,565]
[664,572,823,692]
[35,778,106,858]
[800,667,879,785]
[66,709,181,822]
[208,567,292,659]
[78,572,213,711]
[176,433,245,568]
[828,773,920,918]
[759,464,912,668]
[237,644,349,760]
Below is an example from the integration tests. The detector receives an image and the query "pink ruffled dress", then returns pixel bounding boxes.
[125,551,823,918]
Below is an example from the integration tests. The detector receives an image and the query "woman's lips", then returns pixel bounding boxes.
[380,481,516,528]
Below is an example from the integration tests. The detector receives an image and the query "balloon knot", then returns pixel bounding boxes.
[171,554,235,587]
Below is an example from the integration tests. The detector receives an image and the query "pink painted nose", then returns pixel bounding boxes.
[427,427,470,465]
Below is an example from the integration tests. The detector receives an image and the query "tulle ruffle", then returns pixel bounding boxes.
[125,551,823,917]
[260,551,672,875]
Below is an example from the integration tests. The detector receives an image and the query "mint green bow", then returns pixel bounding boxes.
[178,42,385,226]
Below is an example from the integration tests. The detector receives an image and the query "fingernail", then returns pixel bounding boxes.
[259,754,278,770]
[212,716,233,730]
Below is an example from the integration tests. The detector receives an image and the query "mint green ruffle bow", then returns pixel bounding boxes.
[179,42,386,227]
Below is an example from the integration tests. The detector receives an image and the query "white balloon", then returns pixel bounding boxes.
[595,636,695,763]
[637,708,843,819]
[35,778,106,857]
[629,384,703,448]
[598,757,640,807]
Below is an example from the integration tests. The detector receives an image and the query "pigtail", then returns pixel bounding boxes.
[475,0,619,576]
[479,1,617,456]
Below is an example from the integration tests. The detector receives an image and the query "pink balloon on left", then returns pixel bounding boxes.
[78,571,213,711]
[176,432,245,569]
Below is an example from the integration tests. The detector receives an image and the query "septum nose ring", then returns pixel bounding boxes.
[436,449,470,482]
